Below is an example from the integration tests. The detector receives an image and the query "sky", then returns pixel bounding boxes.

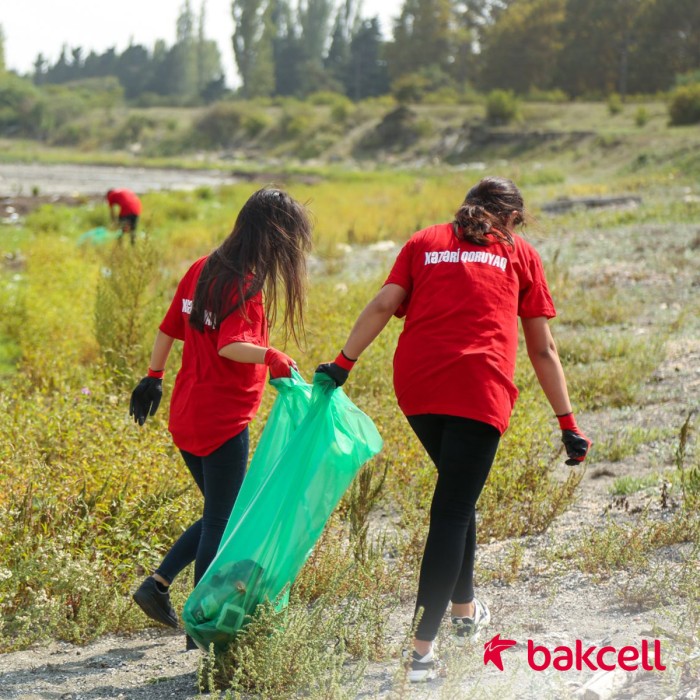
[1,0,401,89]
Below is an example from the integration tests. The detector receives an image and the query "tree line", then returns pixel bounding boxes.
[5,0,700,103]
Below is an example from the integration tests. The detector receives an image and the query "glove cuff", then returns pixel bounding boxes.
[148,368,165,379]
[264,348,282,366]
[334,350,356,371]
[557,412,578,431]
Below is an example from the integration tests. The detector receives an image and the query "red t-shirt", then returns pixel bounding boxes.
[159,257,269,456]
[106,189,142,217]
[384,223,556,434]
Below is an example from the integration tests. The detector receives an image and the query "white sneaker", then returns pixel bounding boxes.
[451,597,491,645]
[402,646,436,682]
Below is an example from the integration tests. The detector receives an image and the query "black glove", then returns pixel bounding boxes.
[315,350,357,388]
[315,362,350,387]
[130,377,163,425]
[561,429,591,466]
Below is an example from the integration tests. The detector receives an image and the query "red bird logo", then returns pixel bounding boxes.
[483,633,517,671]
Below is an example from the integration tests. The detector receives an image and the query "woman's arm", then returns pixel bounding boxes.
[216,281,406,369]
[149,330,176,372]
[521,316,572,415]
[522,316,591,465]
[218,342,268,363]
[341,283,408,360]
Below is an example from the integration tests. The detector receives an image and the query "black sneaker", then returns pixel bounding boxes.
[402,647,436,682]
[133,577,179,629]
[452,597,491,645]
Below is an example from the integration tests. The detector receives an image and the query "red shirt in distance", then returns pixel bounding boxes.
[384,223,556,434]
[159,257,269,456]
[106,189,142,217]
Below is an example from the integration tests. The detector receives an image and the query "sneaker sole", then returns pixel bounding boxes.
[133,590,179,628]
[407,668,435,682]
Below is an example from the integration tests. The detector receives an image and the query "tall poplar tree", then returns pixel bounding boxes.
[232,0,275,96]
[386,0,454,81]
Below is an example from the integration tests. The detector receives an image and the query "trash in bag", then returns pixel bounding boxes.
[187,559,266,649]
[77,226,118,245]
[182,369,383,651]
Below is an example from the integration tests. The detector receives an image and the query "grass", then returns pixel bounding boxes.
[596,427,669,464]
[610,473,667,496]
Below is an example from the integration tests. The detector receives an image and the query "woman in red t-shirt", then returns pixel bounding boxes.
[317,176,590,681]
[129,188,312,646]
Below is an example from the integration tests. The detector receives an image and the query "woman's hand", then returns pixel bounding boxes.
[264,348,297,378]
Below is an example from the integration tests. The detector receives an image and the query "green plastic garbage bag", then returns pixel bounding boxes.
[182,369,383,651]
[77,226,118,245]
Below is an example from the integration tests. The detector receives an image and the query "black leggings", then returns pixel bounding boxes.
[155,428,249,587]
[406,414,500,642]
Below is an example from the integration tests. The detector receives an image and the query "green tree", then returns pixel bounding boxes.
[0,73,44,137]
[556,0,645,97]
[386,0,454,81]
[233,0,275,97]
[167,0,199,98]
[33,54,47,84]
[195,2,225,98]
[116,44,153,99]
[0,25,6,73]
[300,0,334,66]
[479,0,565,93]
[272,0,306,96]
[346,18,390,99]
[325,0,361,88]
[629,0,700,93]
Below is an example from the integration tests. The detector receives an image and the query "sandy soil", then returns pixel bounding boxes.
[0,174,698,699]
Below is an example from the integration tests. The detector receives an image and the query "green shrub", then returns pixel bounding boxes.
[276,104,316,139]
[94,239,162,380]
[485,89,520,125]
[242,110,271,138]
[525,88,569,103]
[391,73,430,104]
[635,106,649,127]
[190,102,245,148]
[0,73,44,137]
[607,92,624,115]
[668,83,700,125]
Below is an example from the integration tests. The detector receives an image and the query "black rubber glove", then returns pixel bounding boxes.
[561,430,591,466]
[557,412,591,466]
[315,362,350,387]
[315,350,357,388]
[130,377,163,425]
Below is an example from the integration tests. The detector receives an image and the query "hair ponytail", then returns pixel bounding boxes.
[453,176,524,247]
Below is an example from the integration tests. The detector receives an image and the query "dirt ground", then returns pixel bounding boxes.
[0,169,698,699]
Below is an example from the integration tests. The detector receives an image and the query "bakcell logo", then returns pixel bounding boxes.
[484,635,666,673]
[483,633,517,671]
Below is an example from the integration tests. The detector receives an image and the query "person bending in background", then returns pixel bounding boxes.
[106,188,142,245]
[129,188,312,650]
[316,176,591,682]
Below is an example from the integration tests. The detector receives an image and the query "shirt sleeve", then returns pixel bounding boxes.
[217,296,268,351]
[517,245,556,319]
[159,275,189,340]
[384,239,414,318]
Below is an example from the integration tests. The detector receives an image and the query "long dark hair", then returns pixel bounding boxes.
[453,176,525,247]
[189,187,312,346]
